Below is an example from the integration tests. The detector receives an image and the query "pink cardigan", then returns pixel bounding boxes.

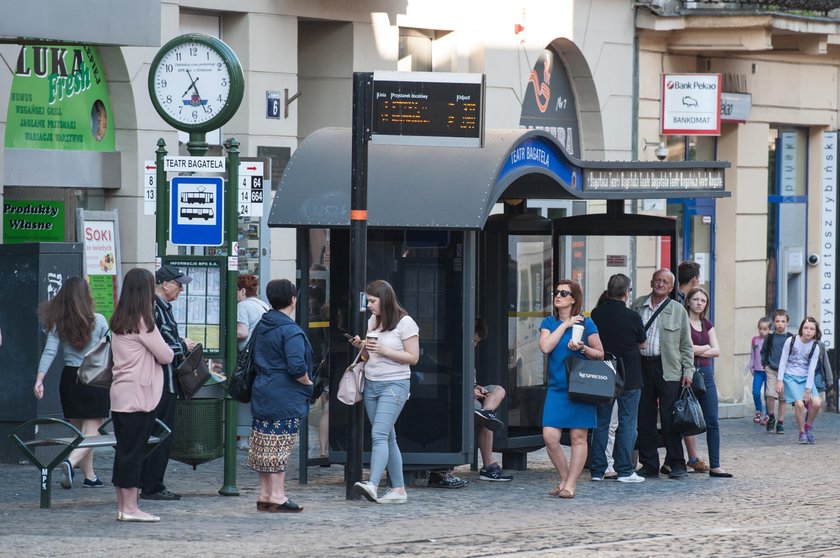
[110,320,174,413]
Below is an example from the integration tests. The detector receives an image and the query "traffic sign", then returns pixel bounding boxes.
[170,176,224,246]
[164,156,226,173]
[143,160,157,215]
[237,162,265,217]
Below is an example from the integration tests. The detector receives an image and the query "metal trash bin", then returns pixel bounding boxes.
[170,384,224,469]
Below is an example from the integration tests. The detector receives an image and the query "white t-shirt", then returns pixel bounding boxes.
[364,314,419,382]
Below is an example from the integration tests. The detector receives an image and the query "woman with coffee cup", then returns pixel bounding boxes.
[539,280,604,499]
[349,280,419,504]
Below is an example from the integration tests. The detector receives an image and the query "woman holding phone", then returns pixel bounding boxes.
[349,280,419,504]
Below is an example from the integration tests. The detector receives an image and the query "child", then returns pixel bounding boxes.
[775,317,822,444]
[760,309,793,433]
[749,318,771,424]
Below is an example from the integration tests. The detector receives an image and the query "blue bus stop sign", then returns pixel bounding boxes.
[170,176,224,246]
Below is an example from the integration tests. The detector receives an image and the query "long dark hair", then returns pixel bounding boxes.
[366,280,407,331]
[596,273,632,308]
[110,268,156,335]
[684,287,710,321]
[552,280,582,318]
[37,276,95,350]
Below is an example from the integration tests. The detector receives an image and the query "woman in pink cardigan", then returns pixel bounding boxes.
[109,268,173,523]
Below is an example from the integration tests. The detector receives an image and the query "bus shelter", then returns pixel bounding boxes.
[269,128,729,472]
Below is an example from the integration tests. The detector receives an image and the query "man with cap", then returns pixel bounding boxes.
[140,264,196,501]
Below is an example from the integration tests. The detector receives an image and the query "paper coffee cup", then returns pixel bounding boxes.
[571,324,584,343]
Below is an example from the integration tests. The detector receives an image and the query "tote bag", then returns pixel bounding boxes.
[337,352,365,405]
[565,355,619,405]
[77,333,113,389]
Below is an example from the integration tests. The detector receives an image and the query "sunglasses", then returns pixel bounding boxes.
[553,289,572,298]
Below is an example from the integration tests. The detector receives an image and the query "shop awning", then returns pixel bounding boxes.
[269,127,729,230]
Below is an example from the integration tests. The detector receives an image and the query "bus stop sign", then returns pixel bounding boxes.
[170,176,224,246]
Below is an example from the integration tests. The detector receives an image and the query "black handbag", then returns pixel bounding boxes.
[229,330,258,403]
[176,344,211,399]
[691,368,706,396]
[565,355,619,405]
[672,386,707,436]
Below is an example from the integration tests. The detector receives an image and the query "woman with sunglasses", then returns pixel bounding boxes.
[539,280,604,499]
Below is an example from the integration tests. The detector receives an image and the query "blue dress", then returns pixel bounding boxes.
[540,315,598,429]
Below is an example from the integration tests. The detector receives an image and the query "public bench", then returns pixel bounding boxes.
[10,417,171,509]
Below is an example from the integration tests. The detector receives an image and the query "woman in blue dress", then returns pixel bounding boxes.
[540,280,604,499]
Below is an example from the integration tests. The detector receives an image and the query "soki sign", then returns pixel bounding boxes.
[661,74,721,136]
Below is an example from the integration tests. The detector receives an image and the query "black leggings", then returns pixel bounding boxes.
[112,411,156,488]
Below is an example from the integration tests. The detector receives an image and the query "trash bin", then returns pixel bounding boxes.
[170,380,225,469]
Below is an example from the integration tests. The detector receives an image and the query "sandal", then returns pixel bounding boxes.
[266,499,304,513]
[558,489,576,499]
[548,484,564,496]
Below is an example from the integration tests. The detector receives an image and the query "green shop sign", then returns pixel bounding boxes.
[4,45,115,151]
[3,200,65,243]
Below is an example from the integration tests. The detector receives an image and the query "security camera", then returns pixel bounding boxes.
[807,253,820,266]
[654,144,668,161]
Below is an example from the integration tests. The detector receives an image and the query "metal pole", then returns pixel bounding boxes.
[219,137,240,496]
[346,71,372,500]
[155,139,167,262]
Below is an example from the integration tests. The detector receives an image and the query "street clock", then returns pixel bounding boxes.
[148,33,244,133]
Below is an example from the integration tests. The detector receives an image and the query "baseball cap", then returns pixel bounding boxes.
[156,264,193,285]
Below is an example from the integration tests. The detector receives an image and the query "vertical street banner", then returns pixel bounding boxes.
[779,131,797,196]
[821,131,836,349]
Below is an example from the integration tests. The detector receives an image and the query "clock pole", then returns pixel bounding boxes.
[186,132,209,157]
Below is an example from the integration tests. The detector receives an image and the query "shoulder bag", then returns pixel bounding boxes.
[672,386,707,436]
[229,328,258,403]
[691,320,707,397]
[176,344,211,399]
[77,333,113,389]
[337,352,365,405]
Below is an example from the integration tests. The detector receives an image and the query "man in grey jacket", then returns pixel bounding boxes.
[631,268,695,479]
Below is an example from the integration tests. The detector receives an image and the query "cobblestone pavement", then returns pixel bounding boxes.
[3,412,840,557]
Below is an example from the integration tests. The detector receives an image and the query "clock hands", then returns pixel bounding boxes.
[182,70,209,113]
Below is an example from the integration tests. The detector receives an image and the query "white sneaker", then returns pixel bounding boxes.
[616,472,645,483]
[354,481,378,502]
[376,489,408,504]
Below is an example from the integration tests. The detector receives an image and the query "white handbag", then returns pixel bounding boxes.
[336,352,365,405]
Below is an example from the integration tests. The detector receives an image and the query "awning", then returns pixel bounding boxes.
[269,127,729,230]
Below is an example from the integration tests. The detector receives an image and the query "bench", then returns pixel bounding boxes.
[10,417,171,509]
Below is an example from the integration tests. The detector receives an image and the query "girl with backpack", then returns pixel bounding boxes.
[775,317,822,444]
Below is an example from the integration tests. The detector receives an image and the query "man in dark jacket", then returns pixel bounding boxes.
[140,265,195,501]
[590,274,647,483]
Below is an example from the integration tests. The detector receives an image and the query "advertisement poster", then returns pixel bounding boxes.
[3,200,64,243]
[4,44,115,151]
[77,212,120,321]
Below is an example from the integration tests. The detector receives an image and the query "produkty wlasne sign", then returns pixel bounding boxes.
[661,74,721,136]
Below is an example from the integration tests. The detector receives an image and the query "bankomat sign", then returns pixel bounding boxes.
[661,74,721,136]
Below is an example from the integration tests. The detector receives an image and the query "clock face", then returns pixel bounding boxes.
[149,35,243,132]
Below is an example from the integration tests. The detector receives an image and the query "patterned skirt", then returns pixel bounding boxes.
[247,417,301,473]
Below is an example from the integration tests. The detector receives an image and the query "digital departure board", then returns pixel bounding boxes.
[371,71,484,148]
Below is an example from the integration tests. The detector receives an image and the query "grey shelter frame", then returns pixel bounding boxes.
[270,127,729,471]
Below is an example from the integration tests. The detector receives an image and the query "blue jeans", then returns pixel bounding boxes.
[695,365,721,469]
[363,379,410,488]
[591,389,641,478]
[752,371,766,414]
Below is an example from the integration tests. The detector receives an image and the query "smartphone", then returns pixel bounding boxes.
[342,333,354,340]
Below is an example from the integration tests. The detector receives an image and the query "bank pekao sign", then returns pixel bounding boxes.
[661,74,721,136]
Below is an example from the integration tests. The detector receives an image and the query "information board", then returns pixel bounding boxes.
[371,71,484,147]
[164,256,225,357]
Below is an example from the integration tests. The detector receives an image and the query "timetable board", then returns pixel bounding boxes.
[163,256,226,358]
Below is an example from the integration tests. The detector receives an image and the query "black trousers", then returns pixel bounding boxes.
[112,411,156,488]
[140,391,176,493]
[637,356,686,472]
